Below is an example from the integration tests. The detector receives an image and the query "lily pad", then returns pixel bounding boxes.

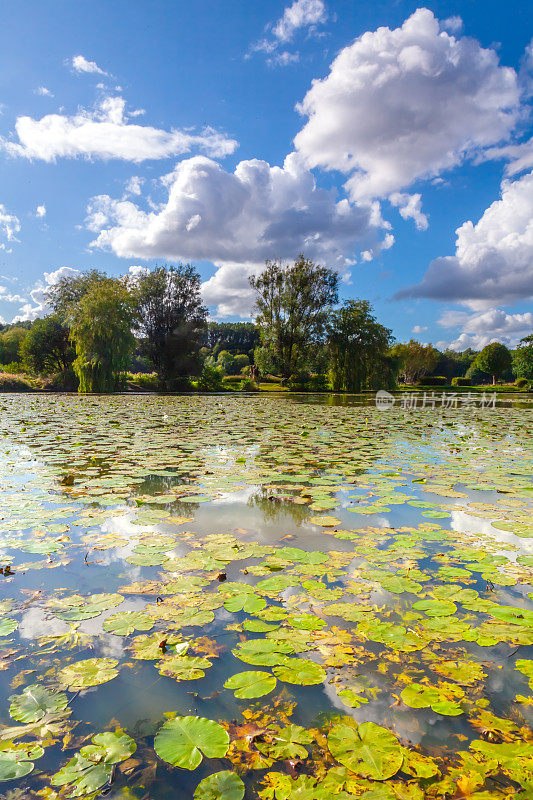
[224,671,277,699]
[58,658,119,690]
[194,771,245,800]
[154,716,230,770]
[328,721,403,780]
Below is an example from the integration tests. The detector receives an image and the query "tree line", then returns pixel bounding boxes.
[1,256,531,393]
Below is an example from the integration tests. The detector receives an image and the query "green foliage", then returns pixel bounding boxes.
[206,321,260,358]
[433,348,477,379]
[46,268,107,319]
[0,326,28,364]
[472,342,512,384]
[515,377,529,388]
[419,375,447,386]
[232,353,250,373]
[513,334,533,381]
[20,314,74,375]
[134,265,207,387]
[250,255,339,378]
[328,299,395,392]
[451,376,472,386]
[391,339,439,384]
[68,278,138,393]
[196,364,225,391]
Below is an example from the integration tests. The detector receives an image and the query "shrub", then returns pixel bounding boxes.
[195,364,225,392]
[0,361,26,374]
[451,377,472,387]
[287,370,311,391]
[308,374,329,391]
[515,377,529,389]
[419,376,447,386]
[127,372,160,391]
[237,378,259,392]
[0,373,33,392]
[41,368,79,392]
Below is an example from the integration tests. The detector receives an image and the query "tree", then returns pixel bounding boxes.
[512,334,533,381]
[0,326,29,364]
[249,255,339,379]
[68,278,137,393]
[391,340,439,385]
[472,342,512,385]
[206,322,260,358]
[20,315,74,374]
[328,300,396,392]
[134,265,207,388]
[47,269,107,318]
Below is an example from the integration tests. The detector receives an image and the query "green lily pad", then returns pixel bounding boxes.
[194,771,245,800]
[9,684,69,723]
[154,716,230,770]
[58,658,119,690]
[224,671,277,699]
[103,611,155,636]
[272,658,326,685]
[52,731,136,794]
[328,721,403,780]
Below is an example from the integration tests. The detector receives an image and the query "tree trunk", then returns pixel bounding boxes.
[492,374,496,385]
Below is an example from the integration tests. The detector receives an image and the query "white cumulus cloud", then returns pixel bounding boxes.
[87,152,391,316]
[34,86,54,97]
[389,192,428,230]
[396,170,533,307]
[71,55,107,75]
[272,0,328,42]
[13,266,80,322]
[35,204,46,218]
[1,96,238,163]
[294,8,520,200]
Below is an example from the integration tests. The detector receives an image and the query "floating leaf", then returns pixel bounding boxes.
[224,671,277,699]
[154,716,229,769]
[328,721,403,780]
[194,771,245,800]
[272,658,326,685]
[58,658,119,690]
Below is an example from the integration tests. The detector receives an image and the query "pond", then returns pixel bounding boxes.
[0,392,532,799]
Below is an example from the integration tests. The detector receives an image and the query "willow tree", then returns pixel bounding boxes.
[328,299,395,392]
[68,278,137,393]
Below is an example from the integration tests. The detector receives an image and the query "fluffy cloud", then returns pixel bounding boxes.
[438,308,533,351]
[13,266,80,322]
[396,170,533,307]
[87,152,392,316]
[1,96,237,163]
[35,86,53,97]
[412,324,428,333]
[294,8,520,199]
[0,204,20,246]
[35,204,46,218]
[272,0,328,42]
[71,55,107,75]
[389,192,428,230]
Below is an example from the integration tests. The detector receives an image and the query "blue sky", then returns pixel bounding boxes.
[0,0,531,350]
